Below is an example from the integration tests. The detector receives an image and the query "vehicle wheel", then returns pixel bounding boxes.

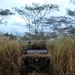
[20,63,27,75]
[48,63,54,75]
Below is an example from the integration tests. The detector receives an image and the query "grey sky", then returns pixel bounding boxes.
[0,0,75,34]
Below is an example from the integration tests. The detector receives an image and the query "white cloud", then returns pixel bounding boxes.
[18,0,46,5]
[17,0,70,6]
[12,15,26,24]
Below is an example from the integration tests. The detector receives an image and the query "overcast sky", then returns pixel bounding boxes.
[0,0,75,35]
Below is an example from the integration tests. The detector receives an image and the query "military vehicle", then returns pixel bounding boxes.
[20,40,53,75]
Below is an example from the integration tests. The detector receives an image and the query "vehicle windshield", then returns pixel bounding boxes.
[26,50,48,54]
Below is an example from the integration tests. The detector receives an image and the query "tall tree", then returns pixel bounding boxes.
[45,16,74,39]
[66,1,75,37]
[0,9,13,25]
[14,3,59,36]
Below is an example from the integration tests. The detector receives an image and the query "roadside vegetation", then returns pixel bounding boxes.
[0,36,75,75]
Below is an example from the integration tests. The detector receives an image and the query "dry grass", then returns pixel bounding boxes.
[0,37,25,75]
[0,36,75,75]
[47,37,75,75]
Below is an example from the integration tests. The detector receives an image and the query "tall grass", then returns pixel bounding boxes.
[47,37,75,75]
[0,37,27,75]
[0,36,75,75]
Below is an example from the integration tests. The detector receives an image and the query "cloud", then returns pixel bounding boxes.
[12,15,26,24]
[18,0,46,5]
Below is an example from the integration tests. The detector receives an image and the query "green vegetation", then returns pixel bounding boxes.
[0,36,75,75]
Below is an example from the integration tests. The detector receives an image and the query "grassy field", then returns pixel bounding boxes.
[0,36,75,75]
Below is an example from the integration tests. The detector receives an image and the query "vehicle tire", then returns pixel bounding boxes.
[48,63,54,75]
[20,63,27,75]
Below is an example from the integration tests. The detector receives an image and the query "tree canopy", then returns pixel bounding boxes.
[0,9,13,16]
[14,3,59,36]
[0,9,13,25]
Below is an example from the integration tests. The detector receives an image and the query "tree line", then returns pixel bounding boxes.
[0,0,75,40]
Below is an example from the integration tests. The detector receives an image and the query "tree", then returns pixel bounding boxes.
[67,9,75,16]
[44,16,74,39]
[4,33,16,40]
[70,0,75,4]
[14,3,59,36]
[0,9,13,25]
[66,2,75,37]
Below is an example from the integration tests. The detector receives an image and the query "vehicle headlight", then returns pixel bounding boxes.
[35,59,38,61]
